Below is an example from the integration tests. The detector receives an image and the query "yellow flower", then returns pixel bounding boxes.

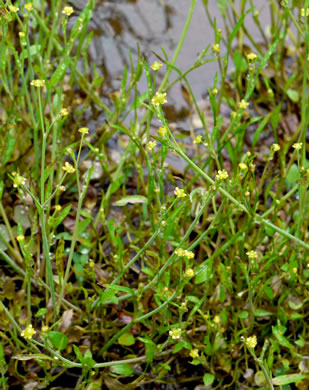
[19,32,25,38]
[30,79,45,88]
[246,335,257,349]
[151,61,163,71]
[246,250,257,260]
[214,315,220,324]
[21,324,36,340]
[174,187,186,198]
[175,248,185,257]
[16,235,25,242]
[185,268,195,278]
[158,126,168,137]
[62,162,75,173]
[9,5,19,12]
[301,8,309,17]
[212,88,218,95]
[151,92,167,106]
[246,52,257,61]
[60,108,69,117]
[292,142,302,150]
[78,127,89,135]
[183,250,194,259]
[239,163,247,170]
[169,328,181,340]
[58,185,66,191]
[13,174,26,188]
[271,143,280,152]
[193,135,202,144]
[238,99,249,109]
[146,141,157,151]
[54,205,62,212]
[24,3,33,11]
[89,259,95,268]
[215,169,228,181]
[189,349,199,359]
[62,6,74,16]
[41,325,49,333]
[212,43,220,53]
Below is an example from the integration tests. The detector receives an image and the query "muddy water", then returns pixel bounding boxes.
[71,1,270,108]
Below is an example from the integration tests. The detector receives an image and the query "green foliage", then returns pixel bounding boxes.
[0,0,308,388]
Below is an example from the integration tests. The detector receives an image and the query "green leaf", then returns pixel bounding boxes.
[118,333,135,346]
[73,345,83,362]
[0,181,3,200]
[113,195,148,206]
[233,50,248,73]
[54,205,72,229]
[21,44,41,60]
[286,89,299,103]
[238,311,248,319]
[272,374,305,386]
[99,289,119,305]
[2,129,16,166]
[35,308,47,317]
[48,331,68,351]
[286,164,300,185]
[110,363,134,376]
[203,373,215,386]
[49,58,71,88]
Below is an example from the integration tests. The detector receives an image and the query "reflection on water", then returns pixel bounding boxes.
[70,0,270,108]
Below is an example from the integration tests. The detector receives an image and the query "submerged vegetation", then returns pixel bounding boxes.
[0,0,309,388]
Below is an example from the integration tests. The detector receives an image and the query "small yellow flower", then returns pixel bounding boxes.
[189,348,199,358]
[185,268,195,278]
[301,8,309,17]
[292,142,302,150]
[169,328,181,340]
[214,315,220,324]
[151,92,167,106]
[212,43,220,53]
[89,259,95,268]
[41,325,49,333]
[21,324,36,340]
[175,248,185,257]
[231,111,237,119]
[292,267,297,274]
[9,5,19,12]
[246,335,257,349]
[78,127,89,135]
[239,163,247,170]
[271,143,280,152]
[158,126,168,137]
[30,79,45,88]
[54,205,62,212]
[238,99,249,109]
[62,162,75,173]
[193,135,202,144]
[16,235,25,242]
[246,52,257,61]
[58,185,66,191]
[246,250,257,260]
[62,6,74,16]
[215,169,229,181]
[13,174,26,188]
[174,187,186,198]
[151,61,163,71]
[146,140,157,151]
[19,32,25,38]
[60,108,69,117]
[183,250,194,259]
[212,88,218,95]
[24,3,33,11]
